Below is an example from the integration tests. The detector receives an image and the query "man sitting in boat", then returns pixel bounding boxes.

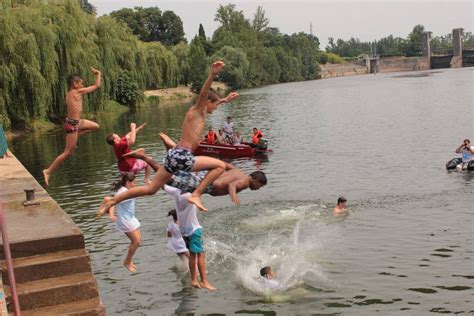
[455,139,474,171]
[204,128,217,144]
[251,128,267,150]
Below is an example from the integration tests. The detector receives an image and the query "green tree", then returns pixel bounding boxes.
[198,23,206,39]
[404,24,425,56]
[115,70,142,107]
[211,46,249,88]
[171,42,190,86]
[188,36,208,92]
[252,6,269,33]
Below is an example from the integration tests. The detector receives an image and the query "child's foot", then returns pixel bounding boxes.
[42,169,50,187]
[188,195,208,212]
[201,280,217,291]
[191,280,201,289]
[122,148,148,160]
[159,132,177,149]
[124,261,137,273]
[97,196,113,218]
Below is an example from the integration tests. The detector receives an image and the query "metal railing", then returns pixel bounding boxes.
[0,202,20,315]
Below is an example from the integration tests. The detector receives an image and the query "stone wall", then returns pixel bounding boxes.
[378,56,430,72]
[319,63,367,78]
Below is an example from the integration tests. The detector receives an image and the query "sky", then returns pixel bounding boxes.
[91,0,473,49]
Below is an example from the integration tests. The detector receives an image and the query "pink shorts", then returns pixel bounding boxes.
[120,159,147,174]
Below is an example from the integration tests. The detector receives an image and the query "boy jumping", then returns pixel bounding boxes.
[106,122,151,183]
[43,68,102,186]
[98,61,238,215]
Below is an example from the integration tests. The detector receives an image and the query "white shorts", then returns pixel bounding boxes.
[456,163,468,171]
[115,216,141,233]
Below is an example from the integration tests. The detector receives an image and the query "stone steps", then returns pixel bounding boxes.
[0,248,91,285]
[15,298,104,316]
[4,272,99,311]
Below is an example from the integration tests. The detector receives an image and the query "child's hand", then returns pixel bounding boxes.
[231,195,241,206]
[226,92,239,102]
[211,61,225,75]
[108,214,117,222]
[138,122,147,130]
[91,67,101,75]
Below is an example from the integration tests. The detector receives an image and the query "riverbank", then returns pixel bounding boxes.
[144,82,228,103]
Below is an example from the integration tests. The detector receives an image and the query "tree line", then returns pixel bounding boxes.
[327,24,474,58]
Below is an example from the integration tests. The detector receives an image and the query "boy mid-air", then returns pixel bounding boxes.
[43,68,102,186]
[106,122,151,183]
[98,60,239,216]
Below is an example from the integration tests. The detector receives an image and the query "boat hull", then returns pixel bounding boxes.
[194,143,272,158]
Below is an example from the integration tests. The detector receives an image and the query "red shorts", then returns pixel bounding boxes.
[64,118,80,134]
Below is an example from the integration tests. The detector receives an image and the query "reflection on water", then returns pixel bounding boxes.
[10,68,474,314]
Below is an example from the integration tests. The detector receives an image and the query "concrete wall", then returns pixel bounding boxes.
[378,56,430,73]
[319,63,367,79]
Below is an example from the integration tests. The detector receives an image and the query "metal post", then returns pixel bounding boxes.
[0,203,21,315]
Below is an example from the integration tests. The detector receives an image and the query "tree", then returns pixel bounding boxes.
[211,46,249,88]
[115,70,142,107]
[404,24,425,56]
[198,23,206,39]
[188,36,208,92]
[159,11,186,45]
[252,6,269,33]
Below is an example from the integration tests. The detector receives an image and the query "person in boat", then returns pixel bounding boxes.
[233,131,243,145]
[455,139,474,171]
[251,128,268,150]
[105,122,152,184]
[333,196,347,215]
[98,61,239,216]
[122,143,267,207]
[43,68,101,186]
[204,128,217,144]
[223,116,234,144]
[216,129,226,144]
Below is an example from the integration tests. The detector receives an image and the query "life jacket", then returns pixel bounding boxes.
[206,131,217,144]
[252,130,263,144]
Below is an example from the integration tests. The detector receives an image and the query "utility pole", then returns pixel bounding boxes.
[310,22,313,36]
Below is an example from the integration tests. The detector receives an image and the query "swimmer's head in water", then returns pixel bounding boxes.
[337,196,347,205]
[260,266,275,279]
[249,171,267,190]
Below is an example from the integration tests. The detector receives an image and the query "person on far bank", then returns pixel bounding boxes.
[106,122,151,183]
[455,139,474,171]
[223,116,234,143]
[43,68,102,186]
[333,196,347,215]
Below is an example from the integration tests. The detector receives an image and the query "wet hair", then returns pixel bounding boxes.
[464,139,471,144]
[250,171,267,185]
[67,74,82,88]
[207,88,219,102]
[167,209,177,221]
[337,196,347,205]
[113,172,136,191]
[106,133,115,145]
[260,266,271,277]
[227,116,232,120]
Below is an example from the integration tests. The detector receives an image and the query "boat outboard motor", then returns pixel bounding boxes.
[257,139,268,150]
[446,158,462,170]
[468,160,474,171]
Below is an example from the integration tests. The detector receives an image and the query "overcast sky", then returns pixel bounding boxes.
[91,0,473,48]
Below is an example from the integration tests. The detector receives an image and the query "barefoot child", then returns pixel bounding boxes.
[167,209,189,262]
[43,68,102,186]
[107,173,141,272]
[106,122,151,183]
[164,185,216,291]
[98,61,239,216]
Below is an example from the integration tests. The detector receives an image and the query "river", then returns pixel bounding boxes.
[10,68,474,315]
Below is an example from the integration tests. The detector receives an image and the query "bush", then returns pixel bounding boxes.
[115,70,143,107]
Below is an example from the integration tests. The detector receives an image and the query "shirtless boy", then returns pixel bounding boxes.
[98,61,238,216]
[43,68,102,186]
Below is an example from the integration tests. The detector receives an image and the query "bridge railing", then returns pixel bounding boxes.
[0,202,21,315]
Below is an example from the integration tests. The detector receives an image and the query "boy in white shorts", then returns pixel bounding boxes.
[164,185,216,291]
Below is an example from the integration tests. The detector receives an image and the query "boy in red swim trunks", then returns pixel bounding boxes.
[43,68,101,186]
[106,122,151,183]
[98,61,239,216]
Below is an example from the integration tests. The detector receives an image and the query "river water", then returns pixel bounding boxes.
[10,68,474,315]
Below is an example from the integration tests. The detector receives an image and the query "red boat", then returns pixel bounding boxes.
[194,142,273,158]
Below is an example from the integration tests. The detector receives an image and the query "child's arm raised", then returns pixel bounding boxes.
[215,92,239,107]
[77,67,102,95]
[126,123,137,147]
[194,61,225,112]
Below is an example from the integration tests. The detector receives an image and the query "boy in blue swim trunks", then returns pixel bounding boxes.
[164,185,216,291]
[98,61,239,216]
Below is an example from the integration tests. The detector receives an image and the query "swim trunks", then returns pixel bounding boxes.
[183,228,203,253]
[167,170,213,194]
[163,146,196,174]
[64,118,80,134]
